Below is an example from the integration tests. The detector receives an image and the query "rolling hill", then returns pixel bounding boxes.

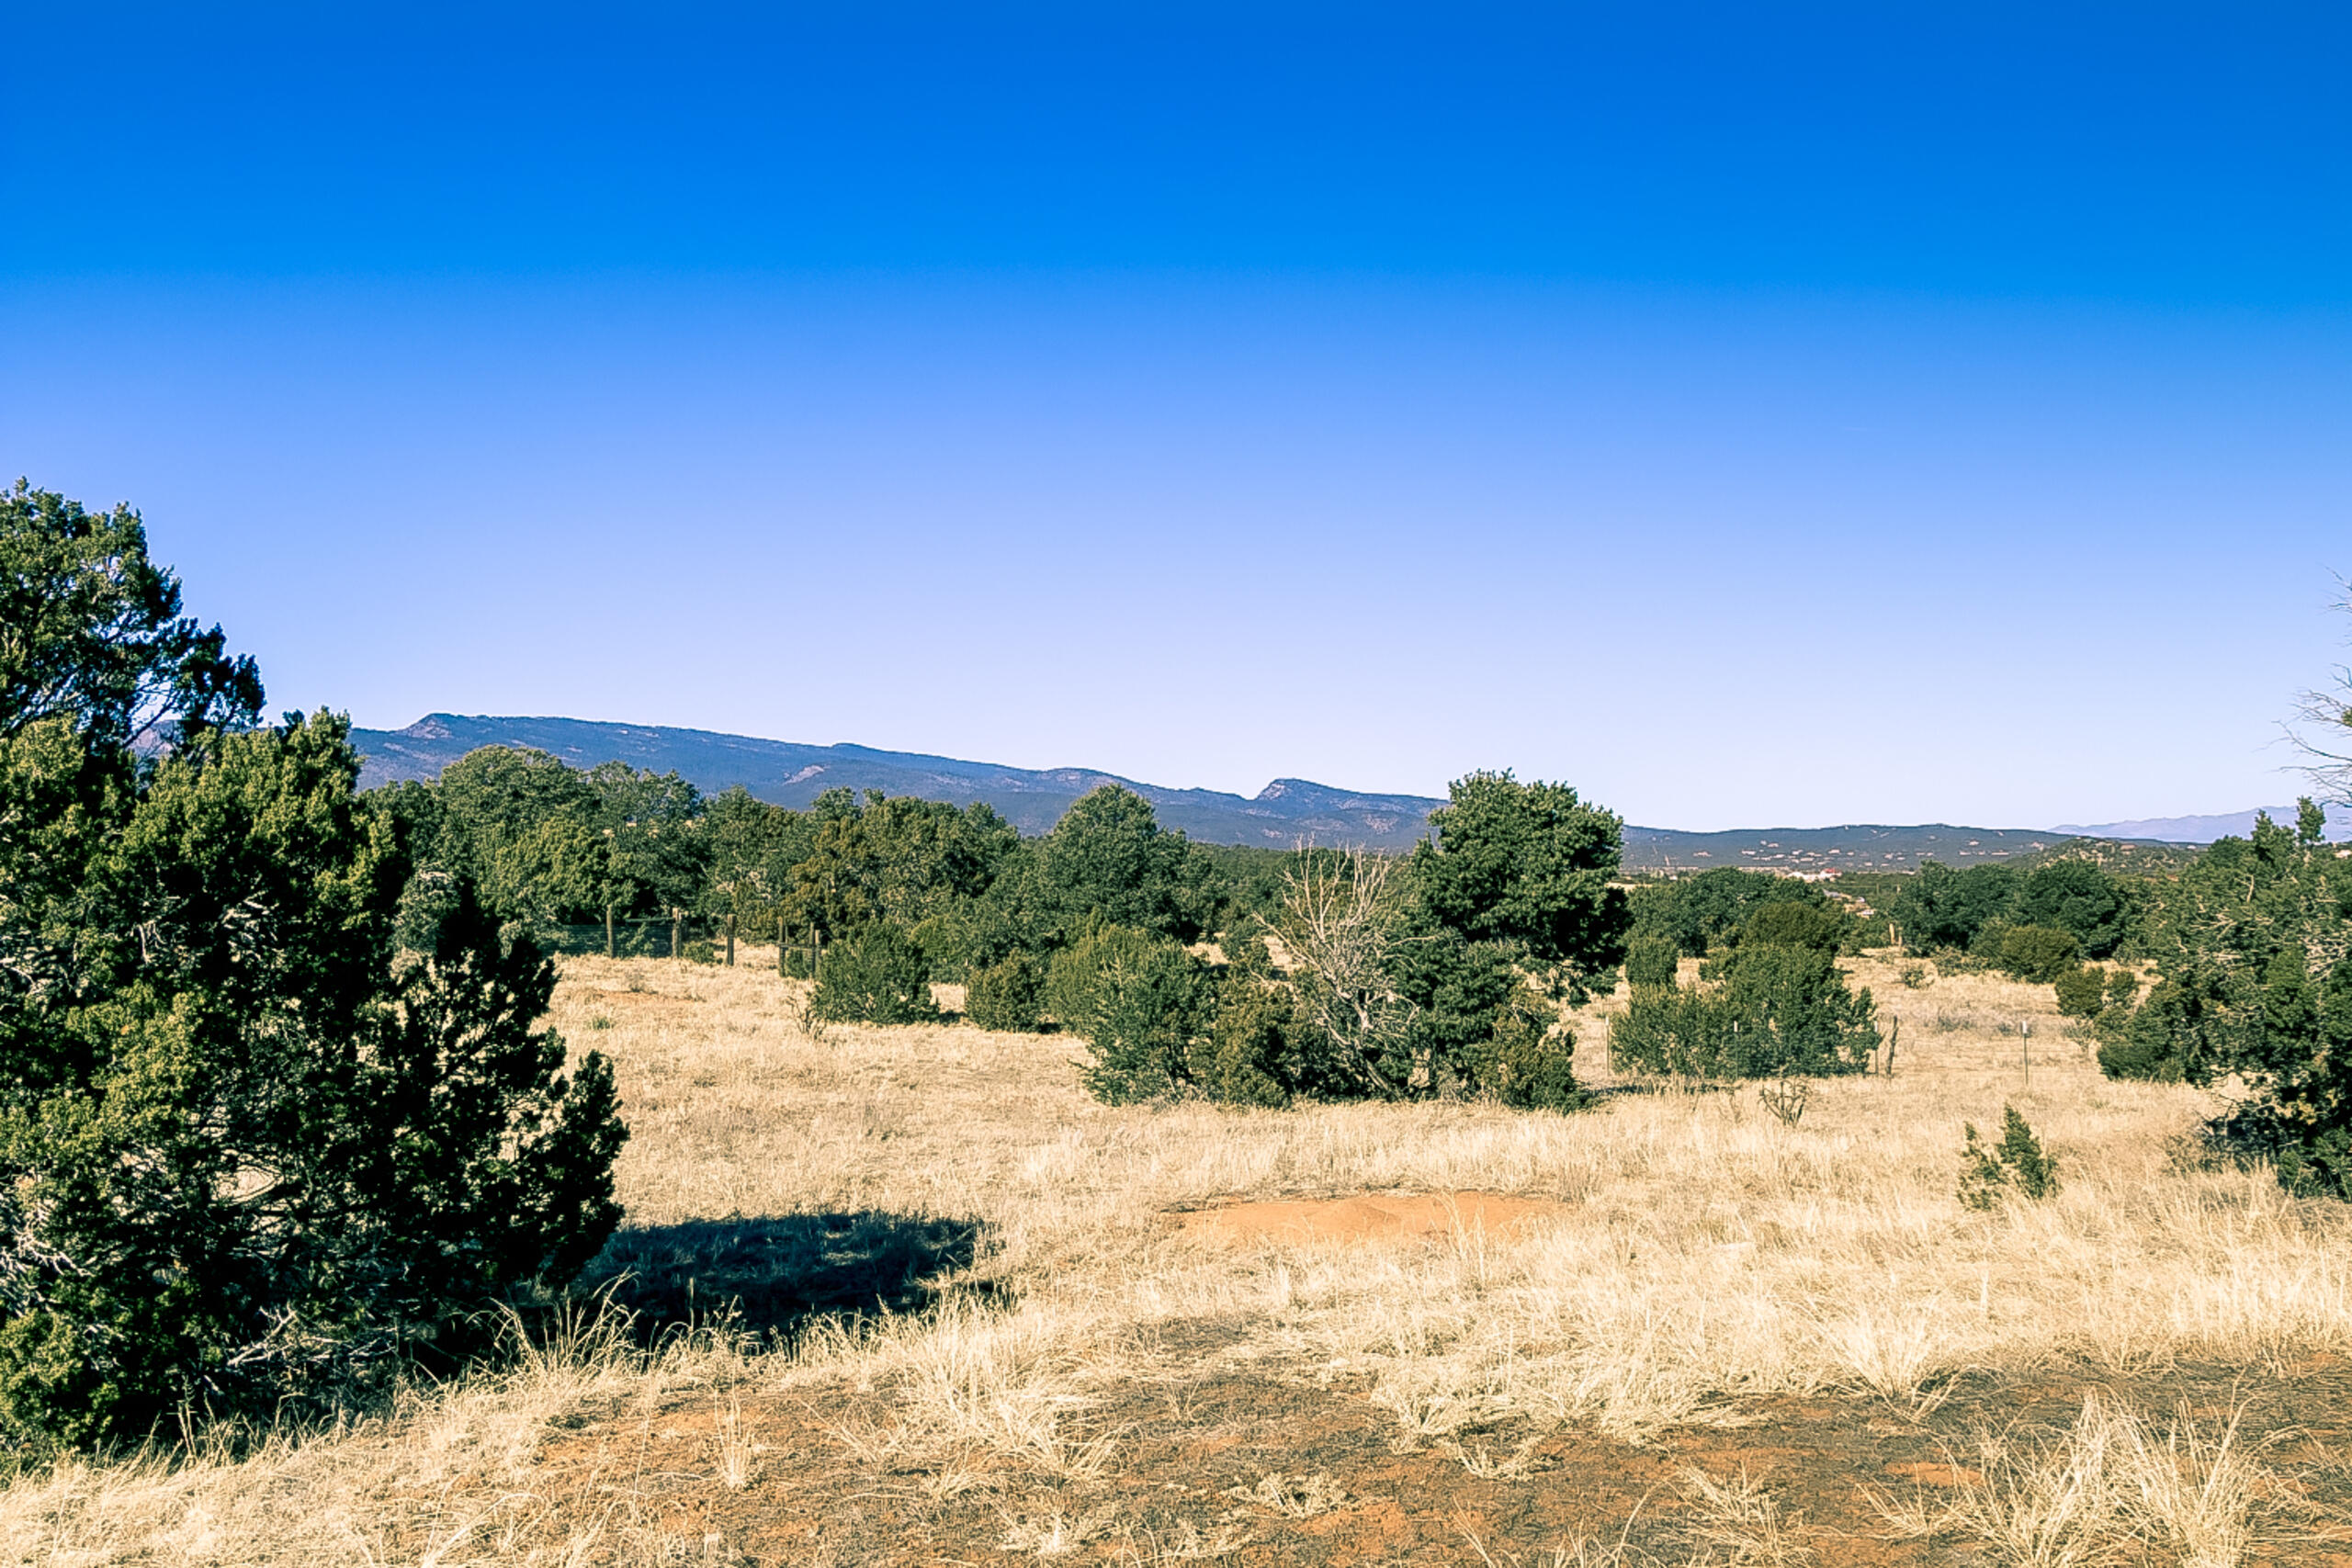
[1623,822,2083,874]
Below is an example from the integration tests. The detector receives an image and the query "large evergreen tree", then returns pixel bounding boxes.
[1023,785,1221,946]
[587,761,706,951]
[2098,803,2352,1196]
[2015,858,2132,958]
[1271,773,1626,1105]
[1408,770,1630,1003]
[426,745,608,931]
[0,486,626,1449]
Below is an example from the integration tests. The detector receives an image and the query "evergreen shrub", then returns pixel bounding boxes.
[1609,942,1878,1079]
[1996,924,2083,983]
[0,486,628,1451]
[965,952,1045,1032]
[1220,917,1277,977]
[1623,931,1680,990]
[1199,977,1293,1108]
[1466,991,1588,1111]
[2052,964,2107,1018]
[1047,924,1208,1103]
[811,923,940,1024]
[1738,900,1849,953]
[1960,1106,2062,1208]
[2094,976,2187,1082]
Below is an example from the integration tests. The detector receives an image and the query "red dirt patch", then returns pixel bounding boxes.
[1172,1190,1573,1247]
[1883,1461,1984,1486]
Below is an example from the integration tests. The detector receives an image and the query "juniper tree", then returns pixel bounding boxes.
[0,486,626,1449]
[587,761,706,953]
[1610,940,1879,1079]
[1267,773,1626,1104]
[1046,923,1210,1102]
[809,921,939,1024]
[2098,803,2352,1193]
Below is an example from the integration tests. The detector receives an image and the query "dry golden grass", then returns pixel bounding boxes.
[1875,1391,2313,1568]
[7,948,2352,1565]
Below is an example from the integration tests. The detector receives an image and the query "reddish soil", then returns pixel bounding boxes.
[468,1325,2352,1566]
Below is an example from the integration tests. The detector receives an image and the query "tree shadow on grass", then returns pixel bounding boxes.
[582,1212,989,1342]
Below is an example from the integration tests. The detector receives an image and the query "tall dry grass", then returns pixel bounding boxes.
[6,949,2348,1564]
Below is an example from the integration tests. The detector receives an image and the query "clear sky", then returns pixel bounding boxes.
[6,5,2347,829]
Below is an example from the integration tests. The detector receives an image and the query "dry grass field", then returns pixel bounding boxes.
[9,952,2352,1566]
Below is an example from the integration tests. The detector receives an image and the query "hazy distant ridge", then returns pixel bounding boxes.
[353,713,2188,868]
[2052,808,2352,844]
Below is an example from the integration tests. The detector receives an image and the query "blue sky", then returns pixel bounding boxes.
[6,5,2348,829]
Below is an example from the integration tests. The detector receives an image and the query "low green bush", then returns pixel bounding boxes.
[1609,942,1878,1078]
[1960,1106,2061,1208]
[1996,924,2083,984]
[2051,964,2106,1018]
[1199,977,1293,1108]
[1219,917,1278,977]
[2093,977,2186,1082]
[2096,1032,2185,1082]
[964,952,1045,1032]
[1047,924,1210,1103]
[812,923,940,1025]
[1738,900,1849,953]
[1465,991,1588,1111]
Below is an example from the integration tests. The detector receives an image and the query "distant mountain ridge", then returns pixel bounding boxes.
[350,713,2182,869]
[2052,808,2352,844]
[351,714,1447,849]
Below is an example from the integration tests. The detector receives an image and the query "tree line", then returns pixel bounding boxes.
[1602,855,2146,1078]
[398,735,2184,1111]
[390,748,1637,1111]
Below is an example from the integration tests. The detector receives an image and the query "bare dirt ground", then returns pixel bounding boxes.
[9,950,2352,1566]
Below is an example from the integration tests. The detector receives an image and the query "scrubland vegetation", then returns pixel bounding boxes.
[8,954,2351,1564]
[12,481,2352,1564]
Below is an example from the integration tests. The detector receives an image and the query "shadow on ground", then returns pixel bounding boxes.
[583,1212,989,1339]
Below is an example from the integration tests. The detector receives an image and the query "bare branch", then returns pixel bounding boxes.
[1278,846,1417,1097]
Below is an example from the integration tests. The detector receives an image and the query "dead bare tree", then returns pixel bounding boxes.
[1278,845,1419,1098]
[2287,582,2352,811]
